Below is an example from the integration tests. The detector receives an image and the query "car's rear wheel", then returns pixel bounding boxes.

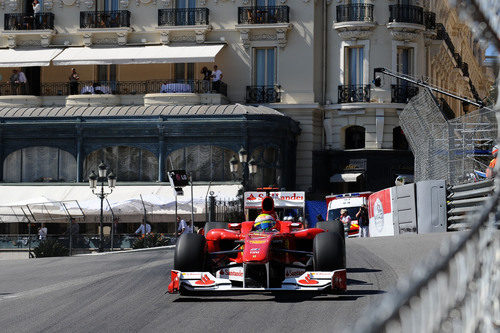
[313,231,345,271]
[203,222,228,235]
[174,233,206,272]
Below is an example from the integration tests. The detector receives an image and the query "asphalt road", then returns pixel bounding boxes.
[0,232,455,333]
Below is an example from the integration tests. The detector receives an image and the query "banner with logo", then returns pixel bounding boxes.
[368,188,394,237]
[244,192,305,209]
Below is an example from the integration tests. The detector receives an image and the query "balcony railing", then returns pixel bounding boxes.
[246,85,281,103]
[158,8,209,26]
[391,84,419,103]
[338,84,370,103]
[42,79,226,96]
[388,5,423,25]
[336,4,374,23]
[4,12,54,30]
[80,10,130,29]
[238,6,289,24]
[423,11,436,30]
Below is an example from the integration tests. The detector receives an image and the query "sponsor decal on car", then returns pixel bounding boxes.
[217,266,244,281]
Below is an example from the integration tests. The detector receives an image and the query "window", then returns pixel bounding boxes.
[97,65,116,91]
[344,47,364,86]
[393,126,409,150]
[3,147,77,182]
[345,126,365,149]
[248,145,282,188]
[84,146,158,181]
[254,48,276,87]
[174,63,195,83]
[97,0,118,11]
[397,47,413,75]
[256,0,275,6]
[166,145,235,181]
[176,0,196,25]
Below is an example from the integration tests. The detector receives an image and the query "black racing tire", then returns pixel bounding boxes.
[313,231,345,271]
[316,220,345,241]
[204,222,228,235]
[174,233,206,272]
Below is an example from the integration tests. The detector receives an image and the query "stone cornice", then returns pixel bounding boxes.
[235,23,292,49]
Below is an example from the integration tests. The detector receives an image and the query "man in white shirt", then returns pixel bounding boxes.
[32,0,41,29]
[38,224,47,240]
[135,219,151,236]
[17,70,28,95]
[177,216,192,235]
[211,65,223,93]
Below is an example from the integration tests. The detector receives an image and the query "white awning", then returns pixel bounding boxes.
[0,48,64,67]
[330,173,363,183]
[52,44,226,66]
[0,184,240,218]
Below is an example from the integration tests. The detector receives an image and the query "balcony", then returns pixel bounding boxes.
[389,5,423,25]
[4,12,54,30]
[238,6,289,24]
[391,84,419,103]
[0,79,228,107]
[338,85,370,103]
[334,4,375,40]
[158,8,209,26]
[246,85,281,104]
[80,10,130,29]
[336,4,374,23]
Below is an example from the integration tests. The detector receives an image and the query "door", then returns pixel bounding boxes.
[24,67,40,96]
[176,0,196,25]
[97,65,116,93]
[254,48,275,87]
[345,47,364,86]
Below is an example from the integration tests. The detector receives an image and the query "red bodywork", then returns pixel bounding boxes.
[168,195,347,294]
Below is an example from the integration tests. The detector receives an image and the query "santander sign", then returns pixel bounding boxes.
[244,191,305,208]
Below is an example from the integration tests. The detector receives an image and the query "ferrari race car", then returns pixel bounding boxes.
[168,195,347,294]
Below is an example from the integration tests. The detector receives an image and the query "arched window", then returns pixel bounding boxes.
[84,146,158,181]
[248,145,282,188]
[3,146,76,182]
[345,126,365,149]
[393,126,409,150]
[166,145,235,182]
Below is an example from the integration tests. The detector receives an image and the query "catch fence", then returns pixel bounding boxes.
[400,89,497,185]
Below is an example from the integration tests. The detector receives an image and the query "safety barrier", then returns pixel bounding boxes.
[447,179,494,231]
[354,180,500,332]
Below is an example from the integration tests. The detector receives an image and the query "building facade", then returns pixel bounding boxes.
[0,0,492,195]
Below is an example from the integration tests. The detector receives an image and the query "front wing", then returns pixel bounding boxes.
[168,269,347,294]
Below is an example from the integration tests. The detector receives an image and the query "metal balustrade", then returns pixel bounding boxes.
[391,84,419,103]
[338,84,371,103]
[158,8,209,26]
[80,10,130,29]
[336,4,374,23]
[238,6,289,24]
[388,4,424,25]
[246,85,281,103]
[37,79,227,96]
[4,12,54,30]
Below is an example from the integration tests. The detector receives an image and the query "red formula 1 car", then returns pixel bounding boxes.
[168,196,346,294]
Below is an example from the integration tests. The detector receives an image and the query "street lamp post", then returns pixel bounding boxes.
[230,147,258,215]
[89,161,116,252]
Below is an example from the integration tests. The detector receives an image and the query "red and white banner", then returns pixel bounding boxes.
[368,188,394,237]
[244,191,305,208]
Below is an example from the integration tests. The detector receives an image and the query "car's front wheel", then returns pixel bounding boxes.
[174,233,206,272]
[313,231,345,271]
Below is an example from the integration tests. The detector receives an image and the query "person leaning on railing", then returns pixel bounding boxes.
[68,68,80,95]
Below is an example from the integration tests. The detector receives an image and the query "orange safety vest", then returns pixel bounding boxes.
[486,158,497,178]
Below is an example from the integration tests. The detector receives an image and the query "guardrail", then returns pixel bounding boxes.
[158,8,209,26]
[447,179,494,231]
[354,178,500,332]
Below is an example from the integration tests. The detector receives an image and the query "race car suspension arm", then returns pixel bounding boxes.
[272,248,313,256]
[208,249,243,256]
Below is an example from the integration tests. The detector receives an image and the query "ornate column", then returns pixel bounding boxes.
[76,123,84,182]
[158,124,165,182]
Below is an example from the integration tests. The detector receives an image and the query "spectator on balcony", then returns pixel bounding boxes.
[17,70,28,95]
[69,68,80,95]
[9,70,19,95]
[211,65,223,93]
[201,66,212,93]
[32,0,42,29]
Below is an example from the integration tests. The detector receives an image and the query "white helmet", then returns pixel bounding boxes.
[492,145,498,156]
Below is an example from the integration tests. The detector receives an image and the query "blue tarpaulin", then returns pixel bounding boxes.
[305,200,327,228]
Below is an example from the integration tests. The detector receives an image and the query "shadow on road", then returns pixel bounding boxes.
[347,267,382,273]
[171,288,386,303]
